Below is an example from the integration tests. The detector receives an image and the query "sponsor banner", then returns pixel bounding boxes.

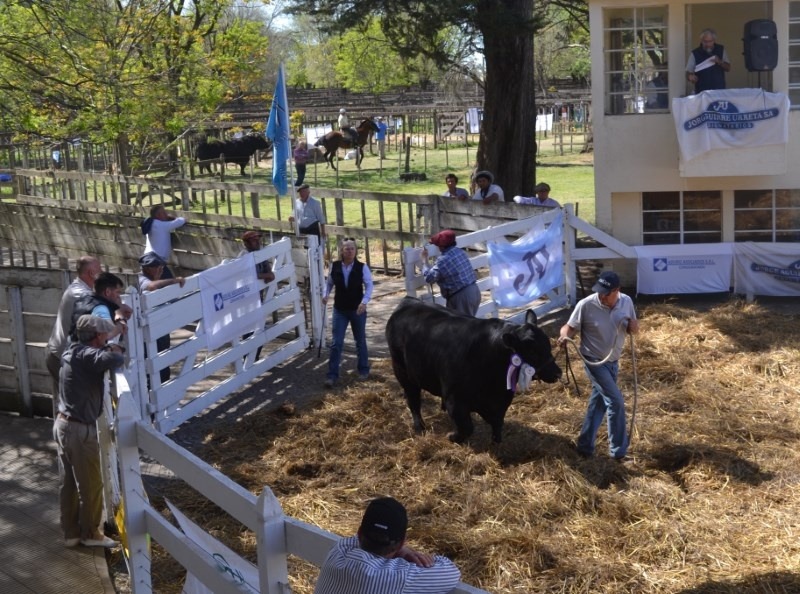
[673,88,789,160]
[733,242,800,297]
[199,255,262,351]
[635,243,733,294]
[488,211,564,307]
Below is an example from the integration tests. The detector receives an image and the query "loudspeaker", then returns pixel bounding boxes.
[743,19,778,72]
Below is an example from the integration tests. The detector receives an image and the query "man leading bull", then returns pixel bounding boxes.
[558,271,639,463]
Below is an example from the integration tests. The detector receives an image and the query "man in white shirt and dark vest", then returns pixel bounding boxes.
[686,28,730,93]
[322,238,373,388]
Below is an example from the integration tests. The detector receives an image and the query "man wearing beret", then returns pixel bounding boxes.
[290,184,326,238]
[314,496,461,594]
[54,315,125,548]
[420,230,481,316]
[558,271,639,462]
[513,182,561,208]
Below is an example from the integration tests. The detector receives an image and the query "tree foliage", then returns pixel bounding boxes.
[288,0,542,197]
[0,0,270,172]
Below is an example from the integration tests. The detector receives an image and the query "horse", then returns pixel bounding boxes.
[314,118,379,170]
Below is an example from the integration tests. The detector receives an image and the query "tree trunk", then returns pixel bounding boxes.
[476,0,536,200]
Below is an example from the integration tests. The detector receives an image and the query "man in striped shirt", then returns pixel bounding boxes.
[314,497,461,594]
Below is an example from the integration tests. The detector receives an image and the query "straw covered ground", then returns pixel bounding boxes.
[142,297,800,594]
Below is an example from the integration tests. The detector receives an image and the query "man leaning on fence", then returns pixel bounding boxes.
[54,315,124,549]
[314,496,461,594]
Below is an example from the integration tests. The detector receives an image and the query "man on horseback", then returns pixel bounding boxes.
[338,108,357,144]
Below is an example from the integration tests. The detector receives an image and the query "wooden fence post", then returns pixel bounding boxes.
[256,487,291,594]
[116,393,153,594]
[7,287,32,416]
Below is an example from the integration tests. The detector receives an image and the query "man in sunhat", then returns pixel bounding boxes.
[314,496,461,594]
[471,170,504,204]
[54,315,125,549]
[239,231,275,285]
[420,229,481,316]
[558,271,639,462]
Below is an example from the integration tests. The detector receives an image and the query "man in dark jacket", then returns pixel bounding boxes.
[322,238,373,387]
[686,28,730,92]
[54,315,124,548]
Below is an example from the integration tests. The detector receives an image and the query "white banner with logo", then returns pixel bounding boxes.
[672,89,789,161]
[733,242,800,297]
[634,243,733,294]
[488,211,564,307]
[198,255,262,351]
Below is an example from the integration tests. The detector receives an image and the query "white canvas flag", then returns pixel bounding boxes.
[488,211,564,307]
[673,88,789,161]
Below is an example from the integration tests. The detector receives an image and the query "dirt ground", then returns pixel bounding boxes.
[107,266,800,592]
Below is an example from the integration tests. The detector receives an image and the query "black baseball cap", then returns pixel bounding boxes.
[592,271,620,295]
[359,497,408,544]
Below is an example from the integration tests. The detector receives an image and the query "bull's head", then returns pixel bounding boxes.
[502,310,562,383]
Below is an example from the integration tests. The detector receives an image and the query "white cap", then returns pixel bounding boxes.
[340,108,346,113]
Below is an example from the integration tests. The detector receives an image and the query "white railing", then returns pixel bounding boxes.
[116,383,489,594]
[123,236,322,433]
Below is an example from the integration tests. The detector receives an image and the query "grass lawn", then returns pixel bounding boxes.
[195,133,596,227]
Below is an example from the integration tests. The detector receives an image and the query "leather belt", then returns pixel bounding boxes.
[58,412,91,425]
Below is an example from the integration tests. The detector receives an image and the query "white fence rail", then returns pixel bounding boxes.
[116,381,489,594]
[123,236,322,433]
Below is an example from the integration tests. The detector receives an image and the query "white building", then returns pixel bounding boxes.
[589,0,800,282]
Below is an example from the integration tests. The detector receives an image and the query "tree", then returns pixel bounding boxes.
[0,0,269,174]
[288,0,542,198]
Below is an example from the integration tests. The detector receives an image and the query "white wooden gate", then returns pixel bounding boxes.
[403,205,637,322]
[123,235,325,434]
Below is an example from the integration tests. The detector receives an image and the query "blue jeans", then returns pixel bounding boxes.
[577,360,628,458]
[327,307,369,380]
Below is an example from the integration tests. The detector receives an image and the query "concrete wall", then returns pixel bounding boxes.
[590,0,797,245]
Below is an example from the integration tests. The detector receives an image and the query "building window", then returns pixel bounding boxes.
[734,189,800,242]
[604,6,668,115]
[643,190,722,244]
[791,3,800,107]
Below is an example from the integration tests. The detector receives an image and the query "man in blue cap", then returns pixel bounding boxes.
[558,271,639,462]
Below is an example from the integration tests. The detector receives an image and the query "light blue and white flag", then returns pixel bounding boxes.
[488,212,564,307]
[266,64,291,195]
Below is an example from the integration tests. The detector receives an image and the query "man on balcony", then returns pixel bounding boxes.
[686,29,730,93]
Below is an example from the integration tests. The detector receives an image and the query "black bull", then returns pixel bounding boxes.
[195,135,271,176]
[386,297,562,443]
